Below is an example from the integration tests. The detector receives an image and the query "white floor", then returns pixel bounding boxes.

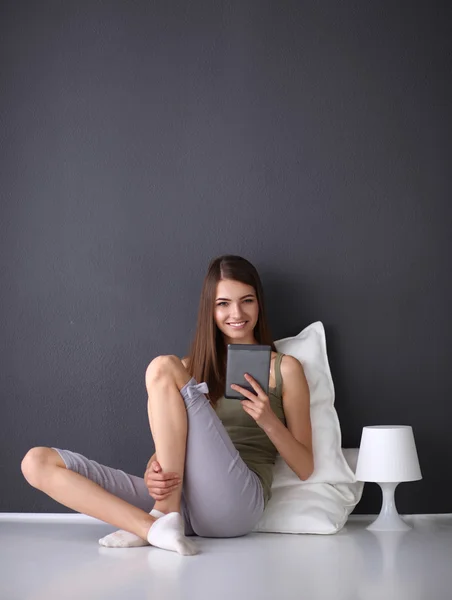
[1,514,451,600]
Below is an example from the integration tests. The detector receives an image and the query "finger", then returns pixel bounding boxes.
[145,473,181,483]
[147,472,180,482]
[241,396,263,407]
[150,484,179,499]
[152,462,162,472]
[241,400,253,409]
[150,488,171,497]
[151,482,181,495]
[230,384,253,400]
[244,373,263,394]
[151,492,170,500]
[146,479,180,491]
[241,402,258,417]
[149,479,180,490]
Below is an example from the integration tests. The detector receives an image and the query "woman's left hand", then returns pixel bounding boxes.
[230,373,278,431]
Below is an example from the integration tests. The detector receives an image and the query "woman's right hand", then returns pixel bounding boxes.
[144,458,182,501]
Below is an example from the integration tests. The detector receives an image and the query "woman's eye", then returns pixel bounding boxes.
[217,299,253,307]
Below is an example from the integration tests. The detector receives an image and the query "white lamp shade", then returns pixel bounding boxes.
[355,426,422,483]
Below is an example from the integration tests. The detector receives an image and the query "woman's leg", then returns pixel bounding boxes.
[97,355,197,552]
[21,447,156,541]
[145,355,265,539]
[175,375,265,538]
[144,354,192,515]
[20,355,194,550]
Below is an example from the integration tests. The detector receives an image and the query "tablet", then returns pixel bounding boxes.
[225,344,272,400]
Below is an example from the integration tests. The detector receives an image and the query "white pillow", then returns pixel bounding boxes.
[274,321,356,484]
[253,448,364,534]
[252,322,362,535]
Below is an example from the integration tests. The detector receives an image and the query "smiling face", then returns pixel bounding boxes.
[214,279,260,346]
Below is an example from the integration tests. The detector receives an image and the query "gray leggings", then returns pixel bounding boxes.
[52,376,265,538]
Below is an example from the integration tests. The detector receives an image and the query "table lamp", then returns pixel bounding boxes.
[355,425,422,531]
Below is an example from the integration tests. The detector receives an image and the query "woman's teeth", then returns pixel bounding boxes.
[228,321,247,328]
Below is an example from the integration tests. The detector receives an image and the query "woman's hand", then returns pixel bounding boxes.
[230,373,278,432]
[144,457,181,501]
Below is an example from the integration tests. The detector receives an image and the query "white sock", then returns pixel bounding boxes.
[98,508,167,548]
[147,512,199,556]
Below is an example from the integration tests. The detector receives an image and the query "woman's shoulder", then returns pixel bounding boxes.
[279,354,308,398]
[279,353,304,379]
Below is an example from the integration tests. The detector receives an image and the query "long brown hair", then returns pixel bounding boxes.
[184,255,277,407]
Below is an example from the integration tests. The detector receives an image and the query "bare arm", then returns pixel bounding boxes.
[263,356,314,480]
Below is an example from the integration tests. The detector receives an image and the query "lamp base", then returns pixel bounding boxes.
[366,482,412,532]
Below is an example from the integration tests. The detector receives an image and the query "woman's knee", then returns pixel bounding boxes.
[21,447,65,488]
[146,355,189,391]
[146,355,180,382]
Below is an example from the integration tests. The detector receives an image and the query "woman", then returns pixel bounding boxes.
[21,255,313,555]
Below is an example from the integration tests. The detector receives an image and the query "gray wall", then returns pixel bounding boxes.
[1,1,451,515]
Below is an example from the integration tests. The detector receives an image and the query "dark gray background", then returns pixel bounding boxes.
[1,1,451,515]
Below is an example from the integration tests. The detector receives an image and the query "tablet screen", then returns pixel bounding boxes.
[225,344,271,399]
